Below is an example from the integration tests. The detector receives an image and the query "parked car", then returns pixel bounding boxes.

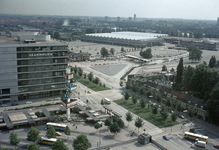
[11,103,18,106]
[179,115,185,119]
[87,91,91,94]
[1,104,7,107]
[56,132,62,136]
[163,135,169,141]
[26,101,32,104]
[214,144,219,149]
[183,110,188,113]
[46,98,53,101]
[169,110,174,113]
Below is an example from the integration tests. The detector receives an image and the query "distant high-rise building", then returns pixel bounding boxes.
[117,17,120,22]
[128,17,132,21]
[105,16,108,21]
[87,19,89,25]
[217,17,219,26]
[134,14,136,21]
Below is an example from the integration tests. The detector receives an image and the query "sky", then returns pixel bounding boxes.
[0,0,219,20]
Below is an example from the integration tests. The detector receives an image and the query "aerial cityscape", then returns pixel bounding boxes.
[0,0,219,150]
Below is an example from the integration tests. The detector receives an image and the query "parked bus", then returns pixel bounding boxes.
[46,122,67,131]
[38,137,57,145]
[104,98,111,104]
[184,132,208,143]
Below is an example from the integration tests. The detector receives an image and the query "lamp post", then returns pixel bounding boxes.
[51,85,55,103]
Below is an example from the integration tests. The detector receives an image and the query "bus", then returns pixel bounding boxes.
[104,98,111,104]
[184,132,208,143]
[46,122,67,131]
[38,137,57,145]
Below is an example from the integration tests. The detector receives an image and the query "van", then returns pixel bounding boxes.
[104,98,111,104]
[195,140,206,148]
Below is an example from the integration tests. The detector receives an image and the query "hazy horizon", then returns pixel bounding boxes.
[0,0,218,21]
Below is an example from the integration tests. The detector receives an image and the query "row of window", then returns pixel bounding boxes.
[17,46,67,52]
[17,52,67,58]
[0,88,10,95]
[18,84,65,93]
[18,71,63,79]
[18,64,67,72]
[18,77,65,86]
[19,91,60,100]
[17,58,67,65]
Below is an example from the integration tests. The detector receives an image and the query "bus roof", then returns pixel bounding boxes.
[184,132,208,139]
[46,122,67,128]
[41,137,57,142]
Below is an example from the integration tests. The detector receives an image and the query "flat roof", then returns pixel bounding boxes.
[85,32,168,41]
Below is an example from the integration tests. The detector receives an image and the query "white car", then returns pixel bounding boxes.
[26,101,32,104]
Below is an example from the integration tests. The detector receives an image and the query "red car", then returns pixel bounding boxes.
[214,145,219,149]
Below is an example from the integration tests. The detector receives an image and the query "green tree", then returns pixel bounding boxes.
[54,32,60,39]
[27,143,41,150]
[139,86,145,95]
[124,91,130,101]
[120,80,123,87]
[48,31,53,38]
[85,28,95,33]
[110,48,115,55]
[140,98,146,110]
[83,73,87,79]
[139,48,153,59]
[152,105,158,117]
[64,126,71,136]
[88,72,93,82]
[162,65,167,71]
[121,47,125,52]
[156,92,162,104]
[132,83,138,93]
[73,134,91,150]
[73,65,78,74]
[170,68,175,72]
[182,65,194,92]
[216,60,219,68]
[125,111,133,126]
[52,139,68,150]
[176,57,184,86]
[9,132,20,150]
[109,122,120,134]
[165,97,172,109]
[101,99,104,105]
[132,94,137,104]
[177,102,182,114]
[94,123,101,132]
[105,118,112,127]
[171,113,177,122]
[126,81,132,89]
[160,110,168,125]
[93,77,100,84]
[117,118,125,128]
[46,126,56,138]
[78,67,83,76]
[27,126,40,142]
[146,89,152,98]
[208,55,216,68]
[188,45,202,62]
[100,47,109,57]
[134,117,144,132]
[188,106,195,120]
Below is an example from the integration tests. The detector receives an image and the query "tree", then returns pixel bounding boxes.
[110,48,115,55]
[120,80,123,87]
[73,65,78,74]
[188,45,202,62]
[132,83,138,93]
[184,32,187,37]
[94,123,101,132]
[52,139,68,150]
[93,77,100,84]
[27,143,41,150]
[177,102,182,114]
[146,89,152,98]
[171,113,177,122]
[101,99,104,105]
[64,126,71,136]
[139,86,145,95]
[121,47,125,52]
[134,117,144,132]
[124,91,130,101]
[139,48,153,59]
[73,134,91,150]
[162,65,167,71]
[160,110,168,125]
[46,126,56,138]
[83,73,87,79]
[140,98,146,110]
[27,126,40,142]
[105,118,112,127]
[152,105,158,117]
[125,111,133,126]
[109,122,120,134]
[54,32,60,39]
[9,132,20,150]
[85,28,95,33]
[165,97,172,109]
[170,68,175,73]
[188,106,194,120]
[126,81,132,89]
[48,31,53,38]
[175,57,184,86]
[208,55,216,68]
[117,118,125,128]
[156,92,162,104]
[100,47,109,57]
[132,94,137,104]
[78,67,83,76]
[88,72,93,82]
[182,65,194,92]
[216,60,219,68]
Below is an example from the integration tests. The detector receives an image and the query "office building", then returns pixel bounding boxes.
[117,17,120,22]
[134,14,136,21]
[128,17,132,21]
[0,35,68,103]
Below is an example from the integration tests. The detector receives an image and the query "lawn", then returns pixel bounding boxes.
[114,98,179,128]
[74,74,110,91]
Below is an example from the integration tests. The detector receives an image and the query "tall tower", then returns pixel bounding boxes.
[134,14,136,21]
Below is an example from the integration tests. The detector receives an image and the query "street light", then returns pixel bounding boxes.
[51,85,55,103]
